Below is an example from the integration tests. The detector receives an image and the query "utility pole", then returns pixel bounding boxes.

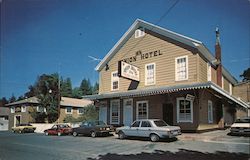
[57,63,61,124]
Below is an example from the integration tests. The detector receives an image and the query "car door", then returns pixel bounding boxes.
[138,121,152,137]
[124,121,140,137]
[50,125,58,135]
[78,122,89,134]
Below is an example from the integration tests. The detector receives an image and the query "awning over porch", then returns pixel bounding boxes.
[83,82,249,109]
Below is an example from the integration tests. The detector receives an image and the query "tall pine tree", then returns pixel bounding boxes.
[80,78,92,95]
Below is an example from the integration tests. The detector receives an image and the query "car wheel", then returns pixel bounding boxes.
[150,134,159,142]
[57,132,62,136]
[90,131,96,138]
[73,132,78,137]
[118,131,126,139]
[45,131,49,136]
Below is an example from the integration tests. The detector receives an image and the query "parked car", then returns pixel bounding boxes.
[72,121,114,138]
[44,124,72,136]
[12,124,36,133]
[230,117,250,136]
[116,119,181,142]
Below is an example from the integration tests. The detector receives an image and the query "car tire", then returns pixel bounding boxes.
[45,131,49,136]
[57,132,62,136]
[73,132,78,137]
[150,134,159,142]
[90,131,96,138]
[118,131,126,139]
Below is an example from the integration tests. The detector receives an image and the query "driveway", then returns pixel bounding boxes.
[0,130,249,160]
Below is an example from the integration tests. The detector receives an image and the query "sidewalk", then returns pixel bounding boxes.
[178,129,229,141]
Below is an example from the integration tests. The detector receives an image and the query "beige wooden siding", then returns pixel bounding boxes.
[211,67,217,84]
[223,77,230,93]
[99,30,200,93]
[198,56,208,82]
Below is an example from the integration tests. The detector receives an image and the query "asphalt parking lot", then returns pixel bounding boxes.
[0,130,249,160]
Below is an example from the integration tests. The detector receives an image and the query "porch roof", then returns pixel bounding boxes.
[83,82,249,109]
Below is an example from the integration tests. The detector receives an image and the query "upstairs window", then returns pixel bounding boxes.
[11,107,15,113]
[135,28,145,38]
[111,71,119,91]
[145,63,156,85]
[65,107,72,114]
[21,106,26,112]
[175,56,188,81]
[78,108,85,114]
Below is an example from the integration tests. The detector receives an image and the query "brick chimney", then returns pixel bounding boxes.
[215,27,222,87]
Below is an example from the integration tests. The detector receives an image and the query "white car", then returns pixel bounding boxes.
[116,119,181,142]
[230,117,250,136]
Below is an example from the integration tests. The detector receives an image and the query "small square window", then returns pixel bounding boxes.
[65,107,72,114]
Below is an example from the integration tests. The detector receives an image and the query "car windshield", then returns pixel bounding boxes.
[154,120,169,127]
[235,118,250,123]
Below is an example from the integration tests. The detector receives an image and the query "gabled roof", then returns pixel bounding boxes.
[96,19,237,84]
[6,96,93,108]
[83,82,249,109]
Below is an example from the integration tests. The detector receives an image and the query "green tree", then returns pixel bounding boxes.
[72,87,83,99]
[24,85,36,98]
[9,94,16,103]
[0,97,8,107]
[61,77,73,97]
[80,78,92,95]
[92,82,99,95]
[240,67,250,81]
[34,73,60,123]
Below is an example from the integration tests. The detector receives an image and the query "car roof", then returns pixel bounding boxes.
[135,119,162,121]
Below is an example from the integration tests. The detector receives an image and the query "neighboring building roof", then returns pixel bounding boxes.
[5,97,39,106]
[6,96,93,108]
[95,19,237,84]
[83,82,249,109]
[0,107,10,116]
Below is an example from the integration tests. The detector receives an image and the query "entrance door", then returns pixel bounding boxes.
[123,99,133,126]
[162,103,173,125]
[14,115,21,127]
[99,107,107,124]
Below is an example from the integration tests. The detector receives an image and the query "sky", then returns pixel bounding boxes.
[0,0,250,99]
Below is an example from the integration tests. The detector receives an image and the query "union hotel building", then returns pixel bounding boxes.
[86,19,249,132]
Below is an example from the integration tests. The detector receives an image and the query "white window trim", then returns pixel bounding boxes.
[135,28,145,38]
[110,99,120,124]
[11,107,15,113]
[21,106,26,113]
[77,108,84,114]
[175,56,188,81]
[176,97,193,123]
[111,71,119,91]
[136,101,149,120]
[229,83,232,95]
[145,63,156,86]
[208,100,213,123]
[65,107,73,114]
[207,63,211,81]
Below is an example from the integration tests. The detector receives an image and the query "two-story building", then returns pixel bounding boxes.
[6,96,93,130]
[86,19,249,132]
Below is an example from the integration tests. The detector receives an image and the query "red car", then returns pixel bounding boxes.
[44,124,72,136]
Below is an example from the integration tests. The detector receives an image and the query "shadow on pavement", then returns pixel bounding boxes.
[87,149,249,160]
[116,137,178,142]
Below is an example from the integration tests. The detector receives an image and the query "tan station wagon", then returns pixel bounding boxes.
[12,124,36,133]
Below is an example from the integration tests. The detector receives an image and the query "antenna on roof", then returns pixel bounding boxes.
[88,56,102,62]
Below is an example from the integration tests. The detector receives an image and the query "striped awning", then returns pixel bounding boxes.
[83,82,249,109]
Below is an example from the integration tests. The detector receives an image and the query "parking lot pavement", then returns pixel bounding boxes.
[0,131,249,160]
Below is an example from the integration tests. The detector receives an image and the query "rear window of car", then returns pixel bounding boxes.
[95,121,106,126]
[154,120,168,127]
[235,118,250,123]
